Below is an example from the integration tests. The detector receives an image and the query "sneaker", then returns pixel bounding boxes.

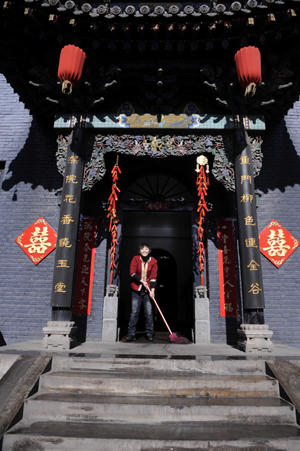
[146,335,154,342]
[126,335,136,342]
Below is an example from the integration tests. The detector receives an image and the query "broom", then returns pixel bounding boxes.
[146,287,190,344]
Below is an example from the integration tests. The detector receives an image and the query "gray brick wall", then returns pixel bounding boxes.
[0,74,60,344]
[85,232,107,341]
[256,102,300,347]
[207,219,242,345]
[0,74,108,345]
[0,75,58,344]
[208,101,300,347]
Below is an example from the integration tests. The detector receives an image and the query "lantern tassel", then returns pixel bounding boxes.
[200,274,205,286]
[62,80,73,95]
[244,82,257,97]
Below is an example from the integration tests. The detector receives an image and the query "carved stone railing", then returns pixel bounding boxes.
[194,286,210,343]
[238,324,274,353]
[42,321,77,350]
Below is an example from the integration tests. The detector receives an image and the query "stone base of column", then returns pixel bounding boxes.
[102,285,119,342]
[42,321,77,350]
[194,286,211,344]
[237,324,274,353]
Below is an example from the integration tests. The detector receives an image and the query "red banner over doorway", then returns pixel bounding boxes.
[73,218,97,315]
[218,219,238,317]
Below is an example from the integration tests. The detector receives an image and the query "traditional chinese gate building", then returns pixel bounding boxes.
[0,0,300,348]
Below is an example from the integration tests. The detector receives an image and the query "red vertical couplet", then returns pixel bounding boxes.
[218,249,225,317]
[73,218,97,315]
[107,156,121,285]
[217,219,238,317]
[196,164,209,285]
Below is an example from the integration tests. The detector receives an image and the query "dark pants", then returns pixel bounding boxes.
[128,289,154,336]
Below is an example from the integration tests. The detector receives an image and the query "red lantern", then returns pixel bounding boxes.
[57,45,86,95]
[234,46,262,97]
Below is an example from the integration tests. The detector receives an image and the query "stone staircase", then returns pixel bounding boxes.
[2,355,300,450]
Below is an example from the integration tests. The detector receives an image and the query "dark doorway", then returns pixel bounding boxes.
[150,249,177,331]
[118,210,193,340]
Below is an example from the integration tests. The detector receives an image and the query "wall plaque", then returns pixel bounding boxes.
[259,219,300,268]
[15,217,57,265]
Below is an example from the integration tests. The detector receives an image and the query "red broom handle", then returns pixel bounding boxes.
[146,287,173,335]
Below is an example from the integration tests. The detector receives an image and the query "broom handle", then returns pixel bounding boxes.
[146,286,173,335]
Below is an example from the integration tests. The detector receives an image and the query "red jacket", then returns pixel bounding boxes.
[130,255,157,291]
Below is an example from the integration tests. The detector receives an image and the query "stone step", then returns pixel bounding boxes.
[3,420,300,451]
[24,392,296,424]
[40,370,279,397]
[0,354,20,380]
[52,355,266,375]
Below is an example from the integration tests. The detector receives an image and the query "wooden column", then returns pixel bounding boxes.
[50,127,85,320]
[234,118,265,324]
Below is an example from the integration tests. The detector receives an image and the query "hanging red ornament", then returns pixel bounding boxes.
[57,45,86,95]
[107,155,121,285]
[195,155,209,286]
[234,46,261,97]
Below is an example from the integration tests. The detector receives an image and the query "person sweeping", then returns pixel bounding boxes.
[127,243,157,342]
[126,243,189,344]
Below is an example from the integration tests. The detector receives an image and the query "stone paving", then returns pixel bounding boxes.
[1,337,300,359]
